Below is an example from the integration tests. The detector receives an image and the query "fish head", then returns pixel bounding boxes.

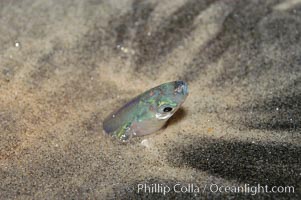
[146,80,188,120]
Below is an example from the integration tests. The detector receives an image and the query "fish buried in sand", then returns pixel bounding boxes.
[103,81,189,141]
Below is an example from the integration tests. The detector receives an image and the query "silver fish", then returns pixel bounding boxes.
[103,81,188,141]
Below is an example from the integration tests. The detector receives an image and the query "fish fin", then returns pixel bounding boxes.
[114,122,133,141]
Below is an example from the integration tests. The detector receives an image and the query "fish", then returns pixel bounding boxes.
[103,80,189,141]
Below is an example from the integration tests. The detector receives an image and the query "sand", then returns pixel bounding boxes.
[0,0,300,199]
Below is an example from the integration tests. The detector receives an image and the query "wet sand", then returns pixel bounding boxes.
[0,0,301,199]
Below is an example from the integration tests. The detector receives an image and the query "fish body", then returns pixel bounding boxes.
[103,81,188,141]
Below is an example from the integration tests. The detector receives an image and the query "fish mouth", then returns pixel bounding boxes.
[175,80,188,96]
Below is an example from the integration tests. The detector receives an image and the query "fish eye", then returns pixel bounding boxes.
[163,107,173,112]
